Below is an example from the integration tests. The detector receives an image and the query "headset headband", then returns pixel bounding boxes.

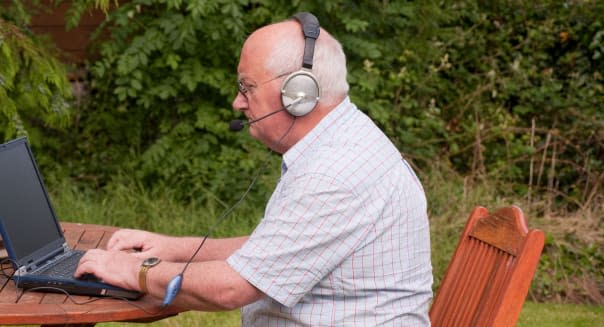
[292,12,320,69]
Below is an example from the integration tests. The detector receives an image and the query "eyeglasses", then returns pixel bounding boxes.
[237,71,292,98]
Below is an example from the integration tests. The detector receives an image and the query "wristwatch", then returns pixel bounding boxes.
[138,257,161,294]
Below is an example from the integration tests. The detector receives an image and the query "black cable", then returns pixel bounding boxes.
[2,257,166,315]
[184,117,297,269]
[161,117,297,308]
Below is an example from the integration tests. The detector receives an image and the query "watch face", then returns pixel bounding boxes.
[143,257,161,266]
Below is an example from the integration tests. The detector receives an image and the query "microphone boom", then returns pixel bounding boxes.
[229,96,304,132]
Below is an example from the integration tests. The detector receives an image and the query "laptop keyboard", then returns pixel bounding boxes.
[37,251,85,278]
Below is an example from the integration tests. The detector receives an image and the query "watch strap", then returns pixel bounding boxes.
[139,265,151,294]
[138,257,161,294]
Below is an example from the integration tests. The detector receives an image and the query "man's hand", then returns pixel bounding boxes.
[74,249,142,291]
[106,229,178,260]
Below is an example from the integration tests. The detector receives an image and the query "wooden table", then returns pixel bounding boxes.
[0,222,186,326]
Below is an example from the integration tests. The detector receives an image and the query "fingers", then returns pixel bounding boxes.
[74,249,102,278]
[106,229,145,251]
[75,249,142,289]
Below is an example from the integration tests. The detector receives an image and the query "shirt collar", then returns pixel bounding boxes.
[282,96,352,172]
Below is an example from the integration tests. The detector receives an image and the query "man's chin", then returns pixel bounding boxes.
[248,127,260,139]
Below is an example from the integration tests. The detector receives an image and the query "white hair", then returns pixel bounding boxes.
[265,25,349,106]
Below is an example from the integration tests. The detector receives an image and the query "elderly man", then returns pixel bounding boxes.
[76,13,433,326]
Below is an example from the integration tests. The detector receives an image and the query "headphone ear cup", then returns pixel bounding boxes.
[281,71,320,117]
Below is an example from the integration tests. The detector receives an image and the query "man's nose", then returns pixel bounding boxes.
[232,92,247,112]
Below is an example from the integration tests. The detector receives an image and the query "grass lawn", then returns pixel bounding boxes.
[517,301,604,327]
[96,301,604,326]
[41,177,602,327]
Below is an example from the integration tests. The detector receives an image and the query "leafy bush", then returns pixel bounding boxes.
[60,0,281,204]
[50,163,602,306]
[532,216,604,304]
[347,0,604,212]
[434,1,604,212]
[0,1,72,151]
[54,0,603,212]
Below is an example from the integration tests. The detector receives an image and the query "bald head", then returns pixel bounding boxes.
[240,19,349,107]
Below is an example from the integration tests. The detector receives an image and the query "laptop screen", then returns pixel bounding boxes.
[0,139,64,262]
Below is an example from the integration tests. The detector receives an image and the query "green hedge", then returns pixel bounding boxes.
[41,0,601,210]
[0,1,72,151]
[3,1,602,207]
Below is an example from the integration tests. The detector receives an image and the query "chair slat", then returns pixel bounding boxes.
[429,206,545,327]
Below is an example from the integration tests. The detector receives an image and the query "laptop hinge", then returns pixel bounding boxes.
[16,243,71,276]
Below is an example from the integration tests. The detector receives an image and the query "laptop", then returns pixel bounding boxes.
[0,137,141,300]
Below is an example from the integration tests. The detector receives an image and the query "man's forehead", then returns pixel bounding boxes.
[237,50,267,82]
[237,21,298,81]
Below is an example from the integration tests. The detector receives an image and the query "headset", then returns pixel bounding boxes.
[281,12,321,117]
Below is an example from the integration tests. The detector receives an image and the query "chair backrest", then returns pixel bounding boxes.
[429,206,545,327]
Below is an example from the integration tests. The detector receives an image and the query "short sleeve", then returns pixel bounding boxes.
[227,172,374,307]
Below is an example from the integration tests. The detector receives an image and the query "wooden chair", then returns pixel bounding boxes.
[429,205,545,327]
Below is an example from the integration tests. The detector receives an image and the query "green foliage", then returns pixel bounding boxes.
[52,176,263,237]
[61,0,281,204]
[0,3,72,147]
[533,232,604,304]
[48,165,602,309]
[439,1,604,211]
[57,0,603,212]
[342,0,604,212]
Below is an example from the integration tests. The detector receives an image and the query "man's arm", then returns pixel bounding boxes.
[182,236,249,262]
[147,259,263,310]
[76,249,262,310]
[106,229,248,262]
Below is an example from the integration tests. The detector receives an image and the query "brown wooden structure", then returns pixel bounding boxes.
[26,0,106,66]
[429,206,545,327]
